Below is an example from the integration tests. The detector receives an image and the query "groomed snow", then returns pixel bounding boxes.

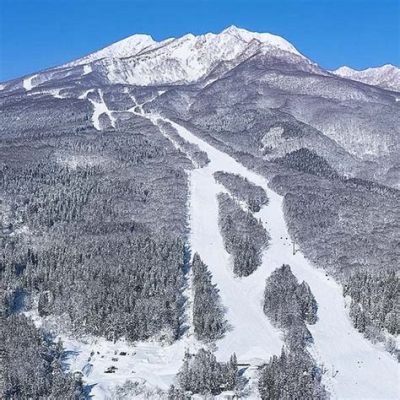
[87,89,116,130]
[23,74,36,91]
[83,64,92,75]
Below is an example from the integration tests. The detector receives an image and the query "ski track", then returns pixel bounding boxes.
[149,116,284,364]
[88,89,116,130]
[148,115,400,400]
[83,64,92,75]
[23,74,36,91]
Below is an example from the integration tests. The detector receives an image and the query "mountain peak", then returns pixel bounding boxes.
[221,25,242,34]
[334,66,355,75]
[66,26,302,69]
[221,25,301,56]
[60,26,307,85]
[332,64,400,91]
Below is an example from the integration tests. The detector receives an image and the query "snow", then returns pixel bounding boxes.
[65,34,157,67]
[86,89,116,130]
[26,88,64,98]
[17,26,310,92]
[78,88,95,99]
[153,116,284,364]
[51,89,64,99]
[222,25,302,57]
[23,74,36,91]
[333,64,400,92]
[83,64,92,75]
[61,335,201,398]
[45,89,65,99]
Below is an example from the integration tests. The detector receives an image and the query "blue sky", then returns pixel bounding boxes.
[0,0,399,81]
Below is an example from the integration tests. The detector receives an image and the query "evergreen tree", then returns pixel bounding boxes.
[258,347,327,400]
[177,349,239,395]
[218,193,269,277]
[192,253,227,341]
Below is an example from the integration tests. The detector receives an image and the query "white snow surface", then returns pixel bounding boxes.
[86,89,116,130]
[27,88,65,99]
[55,99,399,399]
[83,64,92,75]
[333,64,400,92]
[23,74,37,91]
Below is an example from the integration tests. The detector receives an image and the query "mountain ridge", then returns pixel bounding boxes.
[1,26,315,89]
[332,63,400,91]
[2,26,398,94]
[64,25,305,68]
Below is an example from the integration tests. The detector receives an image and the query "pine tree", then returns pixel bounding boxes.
[226,353,238,390]
[192,253,226,341]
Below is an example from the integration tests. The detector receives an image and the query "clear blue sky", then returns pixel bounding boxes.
[0,0,399,81]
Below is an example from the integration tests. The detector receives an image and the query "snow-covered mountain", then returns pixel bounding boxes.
[67,25,304,67]
[1,26,399,400]
[333,64,400,92]
[60,25,320,86]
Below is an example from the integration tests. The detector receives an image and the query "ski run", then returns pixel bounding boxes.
[23,74,37,91]
[42,92,399,399]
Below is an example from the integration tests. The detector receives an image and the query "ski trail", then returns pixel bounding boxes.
[83,64,92,75]
[147,115,399,400]
[148,113,285,364]
[78,88,95,99]
[88,89,116,130]
[128,102,283,365]
[23,74,37,91]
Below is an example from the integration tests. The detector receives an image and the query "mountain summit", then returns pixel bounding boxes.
[68,26,303,66]
[62,26,308,85]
